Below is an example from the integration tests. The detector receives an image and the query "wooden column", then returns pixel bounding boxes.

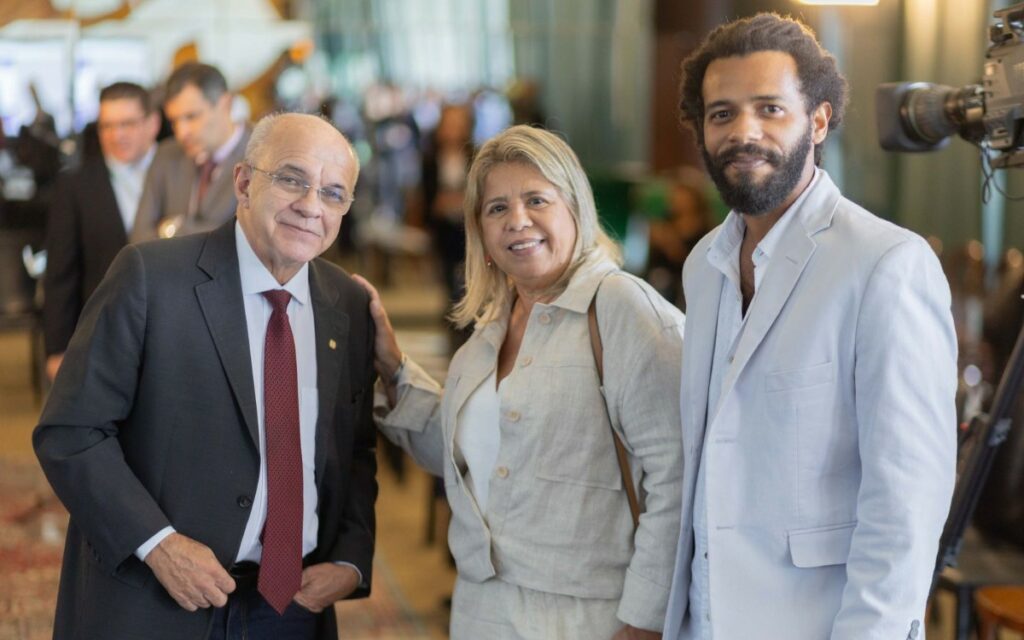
[650,0,729,172]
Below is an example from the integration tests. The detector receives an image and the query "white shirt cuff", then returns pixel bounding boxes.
[135,526,175,561]
[334,561,365,587]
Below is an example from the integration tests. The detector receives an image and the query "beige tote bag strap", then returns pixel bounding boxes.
[587,295,642,531]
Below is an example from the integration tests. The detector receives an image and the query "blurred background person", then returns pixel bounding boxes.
[361,125,684,639]
[131,62,250,242]
[644,167,715,311]
[421,102,475,350]
[43,81,160,381]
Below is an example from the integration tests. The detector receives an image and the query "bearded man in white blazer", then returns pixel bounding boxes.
[662,13,957,640]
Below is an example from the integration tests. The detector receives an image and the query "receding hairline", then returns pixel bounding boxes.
[244,112,360,175]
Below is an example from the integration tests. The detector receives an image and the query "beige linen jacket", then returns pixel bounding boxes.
[378,258,685,630]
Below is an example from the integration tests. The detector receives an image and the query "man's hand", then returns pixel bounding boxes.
[612,625,662,640]
[46,353,63,382]
[144,533,235,611]
[293,563,360,613]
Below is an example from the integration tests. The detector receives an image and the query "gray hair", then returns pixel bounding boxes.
[451,125,622,329]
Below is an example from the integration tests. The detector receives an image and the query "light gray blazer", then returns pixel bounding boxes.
[131,128,250,243]
[378,258,685,630]
[662,171,957,639]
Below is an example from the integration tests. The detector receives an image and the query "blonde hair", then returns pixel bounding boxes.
[450,125,623,329]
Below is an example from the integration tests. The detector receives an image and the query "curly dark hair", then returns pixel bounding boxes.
[679,13,848,166]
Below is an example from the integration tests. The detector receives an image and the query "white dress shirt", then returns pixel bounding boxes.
[136,222,321,564]
[233,221,320,563]
[454,370,502,513]
[687,170,818,637]
[106,145,156,234]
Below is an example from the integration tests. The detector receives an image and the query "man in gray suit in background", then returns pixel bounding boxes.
[132,62,250,241]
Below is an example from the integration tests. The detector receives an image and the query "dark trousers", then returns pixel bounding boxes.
[207,564,316,640]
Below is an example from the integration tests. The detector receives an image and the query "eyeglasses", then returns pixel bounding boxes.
[249,165,354,213]
[97,116,146,133]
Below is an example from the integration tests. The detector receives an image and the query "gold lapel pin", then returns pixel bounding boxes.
[328,339,337,350]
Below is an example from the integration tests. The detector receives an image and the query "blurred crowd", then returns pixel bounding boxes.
[0,63,730,341]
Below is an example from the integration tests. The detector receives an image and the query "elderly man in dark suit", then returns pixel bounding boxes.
[35,112,377,640]
[132,62,250,242]
[43,81,161,381]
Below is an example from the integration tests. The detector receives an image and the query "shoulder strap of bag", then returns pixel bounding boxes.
[587,290,642,531]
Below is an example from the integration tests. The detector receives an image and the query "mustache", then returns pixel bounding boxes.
[715,143,783,166]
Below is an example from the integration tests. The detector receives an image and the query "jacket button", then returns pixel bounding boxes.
[495,466,509,479]
[520,356,533,367]
[237,495,253,508]
[538,313,551,325]
[506,411,521,423]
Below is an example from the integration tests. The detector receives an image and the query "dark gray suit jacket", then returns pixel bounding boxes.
[131,128,251,242]
[43,154,129,356]
[34,221,377,640]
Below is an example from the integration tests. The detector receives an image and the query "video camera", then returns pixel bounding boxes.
[877,3,1024,168]
[876,2,1024,590]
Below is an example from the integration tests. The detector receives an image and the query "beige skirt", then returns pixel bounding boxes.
[449,576,624,640]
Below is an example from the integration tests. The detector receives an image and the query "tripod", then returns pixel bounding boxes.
[931,309,1024,638]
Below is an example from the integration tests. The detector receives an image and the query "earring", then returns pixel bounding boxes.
[485,256,494,267]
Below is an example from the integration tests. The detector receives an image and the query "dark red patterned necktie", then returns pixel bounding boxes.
[258,290,303,614]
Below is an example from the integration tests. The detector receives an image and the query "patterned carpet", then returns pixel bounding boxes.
[0,456,63,640]
[0,455,431,640]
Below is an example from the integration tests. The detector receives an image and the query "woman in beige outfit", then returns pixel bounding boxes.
[356,125,685,639]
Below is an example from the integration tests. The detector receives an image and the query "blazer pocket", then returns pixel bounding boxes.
[765,361,834,393]
[788,522,856,568]
[107,554,151,589]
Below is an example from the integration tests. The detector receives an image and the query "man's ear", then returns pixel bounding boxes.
[233,163,251,206]
[812,102,832,145]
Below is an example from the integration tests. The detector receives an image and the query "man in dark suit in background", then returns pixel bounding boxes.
[35,112,377,639]
[132,62,250,242]
[43,81,161,381]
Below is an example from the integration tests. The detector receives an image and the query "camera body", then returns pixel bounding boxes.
[877,4,1024,167]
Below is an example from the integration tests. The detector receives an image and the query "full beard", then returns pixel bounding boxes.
[702,128,813,216]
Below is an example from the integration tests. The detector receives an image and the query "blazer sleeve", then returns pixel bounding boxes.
[831,236,957,638]
[42,171,82,356]
[375,358,447,477]
[328,300,379,597]
[599,275,686,631]
[34,245,172,573]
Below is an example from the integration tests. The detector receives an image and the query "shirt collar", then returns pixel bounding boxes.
[545,256,619,314]
[475,255,617,351]
[756,167,820,260]
[235,220,310,306]
[208,124,244,167]
[105,143,157,176]
[707,167,821,268]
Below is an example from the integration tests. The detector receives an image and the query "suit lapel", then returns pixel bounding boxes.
[684,249,724,458]
[716,173,841,407]
[310,261,349,493]
[447,323,501,446]
[195,222,260,447]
